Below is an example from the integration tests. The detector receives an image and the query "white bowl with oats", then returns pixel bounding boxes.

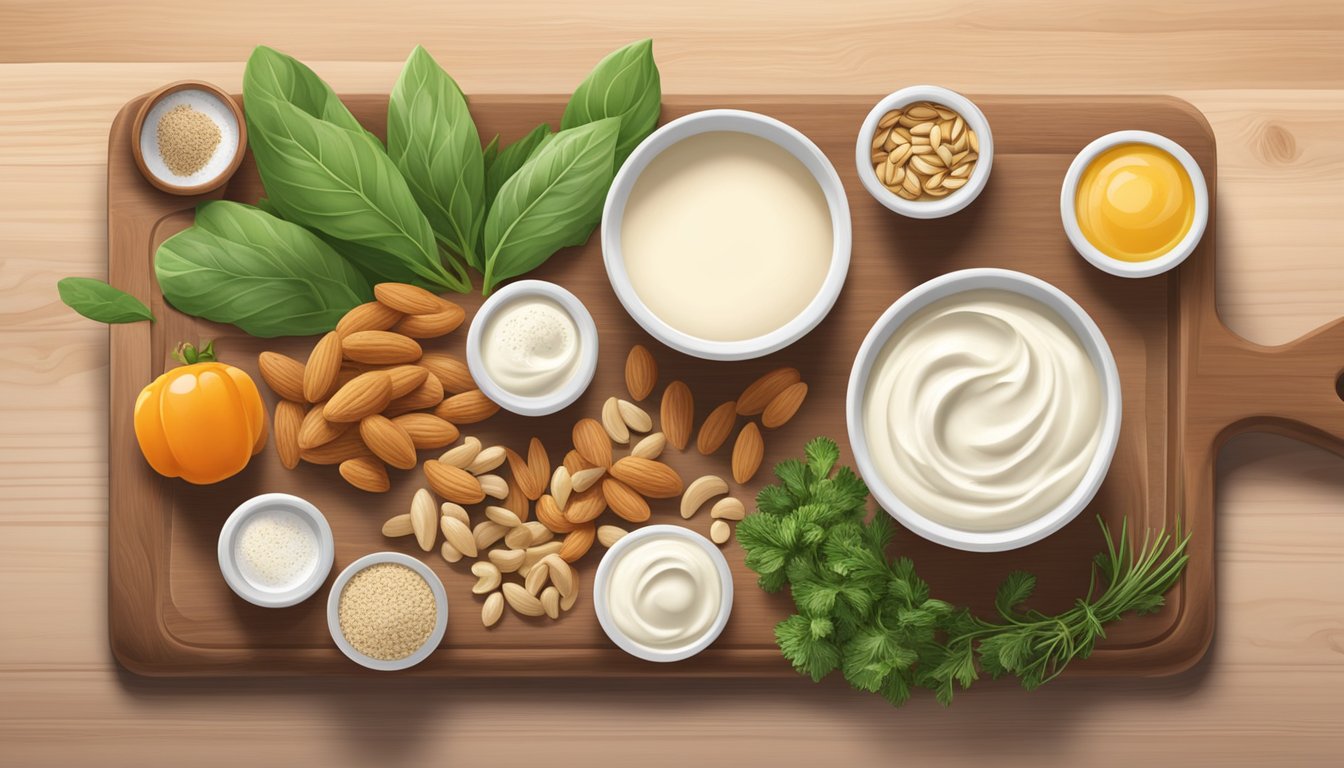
[855,85,994,219]
[327,552,448,671]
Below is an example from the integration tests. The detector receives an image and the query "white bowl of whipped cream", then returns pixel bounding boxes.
[846,269,1121,552]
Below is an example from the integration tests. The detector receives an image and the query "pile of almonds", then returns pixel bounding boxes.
[257,283,499,493]
[869,101,980,201]
[378,343,812,628]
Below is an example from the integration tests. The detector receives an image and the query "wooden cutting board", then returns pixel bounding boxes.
[106,94,1344,677]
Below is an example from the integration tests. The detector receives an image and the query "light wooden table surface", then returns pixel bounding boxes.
[1,1,1341,765]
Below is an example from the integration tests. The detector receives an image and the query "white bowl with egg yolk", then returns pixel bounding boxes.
[601,109,852,361]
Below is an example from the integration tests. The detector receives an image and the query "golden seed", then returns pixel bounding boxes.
[871,128,891,150]
[936,145,955,167]
[929,123,941,149]
[877,110,901,129]
[942,177,968,189]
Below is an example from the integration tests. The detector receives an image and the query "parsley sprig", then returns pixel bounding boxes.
[736,437,1191,707]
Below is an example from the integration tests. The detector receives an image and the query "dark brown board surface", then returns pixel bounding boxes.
[106,94,1344,677]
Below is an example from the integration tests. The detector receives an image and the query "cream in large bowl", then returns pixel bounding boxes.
[846,269,1122,552]
[602,110,851,360]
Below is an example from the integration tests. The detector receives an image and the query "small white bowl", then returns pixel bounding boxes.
[855,85,994,219]
[601,109,852,361]
[1060,130,1209,278]
[465,279,599,417]
[845,269,1122,552]
[326,552,449,672]
[217,493,334,608]
[593,525,734,663]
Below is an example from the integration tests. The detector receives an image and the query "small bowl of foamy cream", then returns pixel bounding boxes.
[218,493,335,608]
[602,110,852,361]
[846,269,1122,552]
[466,280,599,417]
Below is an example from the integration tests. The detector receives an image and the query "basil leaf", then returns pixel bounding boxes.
[482,118,619,294]
[155,201,372,338]
[561,39,660,165]
[484,123,551,211]
[244,95,467,291]
[482,134,500,172]
[57,277,154,324]
[244,45,371,141]
[388,45,486,270]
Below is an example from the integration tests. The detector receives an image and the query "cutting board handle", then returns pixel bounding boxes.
[1199,317,1344,456]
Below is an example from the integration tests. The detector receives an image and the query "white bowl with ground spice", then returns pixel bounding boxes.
[855,85,993,219]
[131,80,247,195]
[327,552,448,671]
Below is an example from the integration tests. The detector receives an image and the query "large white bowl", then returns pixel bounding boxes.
[845,269,1122,552]
[855,85,994,219]
[593,525,734,663]
[601,109,852,361]
[326,552,448,671]
[1060,130,1209,278]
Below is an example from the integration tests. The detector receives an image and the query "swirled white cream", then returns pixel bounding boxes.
[481,297,580,397]
[606,534,722,651]
[863,289,1103,532]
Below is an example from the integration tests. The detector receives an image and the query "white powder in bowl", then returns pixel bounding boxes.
[233,508,319,592]
[138,88,239,186]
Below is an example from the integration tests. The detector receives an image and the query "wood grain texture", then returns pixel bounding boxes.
[106,94,1227,677]
[1,0,1342,763]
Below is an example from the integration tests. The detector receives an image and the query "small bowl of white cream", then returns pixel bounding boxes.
[602,110,852,361]
[218,493,335,608]
[846,269,1122,552]
[594,525,733,663]
[466,280,599,417]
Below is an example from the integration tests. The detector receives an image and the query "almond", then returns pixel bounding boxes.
[737,367,801,415]
[273,400,304,470]
[391,413,459,450]
[711,497,746,521]
[732,422,765,483]
[541,554,575,598]
[440,515,478,557]
[471,561,501,594]
[257,351,306,403]
[617,399,653,433]
[601,396,630,444]
[297,404,348,449]
[681,474,729,519]
[630,432,666,460]
[374,282,450,315]
[467,445,507,475]
[303,331,343,403]
[474,520,509,550]
[535,494,575,533]
[481,592,504,627]
[477,473,509,499]
[336,301,403,337]
[570,466,606,493]
[525,437,550,500]
[435,390,499,424]
[490,548,526,573]
[381,514,414,537]
[441,541,463,563]
[502,582,545,616]
[440,502,470,525]
[339,456,389,492]
[523,556,550,593]
[522,542,564,573]
[410,488,438,551]
[696,400,737,454]
[341,330,422,365]
[548,465,570,507]
[382,373,444,417]
[419,353,475,394]
[610,457,684,499]
[300,430,371,464]
[424,460,486,504]
[624,344,657,401]
[324,371,393,423]
[540,586,561,619]
[597,524,627,548]
[660,380,694,450]
[562,449,593,474]
[501,479,530,522]
[485,505,523,528]
[762,382,808,429]
[563,486,608,524]
[602,478,651,523]
[393,306,465,338]
[506,448,543,501]
[572,418,612,468]
[384,365,430,399]
[710,519,732,545]
[559,523,596,563]
[440,436,481,468]
[359,414,418,470]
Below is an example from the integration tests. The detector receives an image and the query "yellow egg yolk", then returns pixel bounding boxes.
[1074,143,1194,262]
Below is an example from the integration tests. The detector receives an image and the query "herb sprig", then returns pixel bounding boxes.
[736,437,1190,706]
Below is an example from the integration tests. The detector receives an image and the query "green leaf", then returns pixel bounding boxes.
[483,123,551,211]
[57,278,154,324]
[561,39,661,165]
[243,45,367,135]
[481,118,619,294]
[243,47,468,292]
[155,201,371,337]
[482,134,500,172]
[776,614,840,682]
[388,45,486,270]
[803,437,840,479]
[994,571,1037,619]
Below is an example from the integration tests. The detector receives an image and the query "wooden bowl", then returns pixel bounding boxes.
[130,80,247,196]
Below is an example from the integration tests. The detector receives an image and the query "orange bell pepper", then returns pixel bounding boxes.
[134,341,267,485]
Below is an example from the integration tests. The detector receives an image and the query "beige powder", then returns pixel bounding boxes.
[156,104,221,176]
[338,563,436,661]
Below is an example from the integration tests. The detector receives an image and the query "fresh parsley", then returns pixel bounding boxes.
[736,437,1191,707]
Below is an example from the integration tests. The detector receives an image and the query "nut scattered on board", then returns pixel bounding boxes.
[610,457,684,498]
[603,477,652,523]
[601,396,630,444]
[481,591,504,627]
[617,399,652,433]
[761,382,808,429]
[381,513,413,537]
[273,400,304,470]
[550,466,572,509]
[440,436,481,468]
[303,331,342,403]
[336,301,402,337]
[258,351,306,403]
[660,380,694,450]
[540,586,561,619]
[467,445,507,475]
[440,514,477,557]
[477,473,509,499]
[710,497,746,521]
[474,520,508,550]
[440,502,469,525]
[424,461,486,504]
[630,432,666,460]
[597,524,627,548]
[870,101,979,201]
[471,561,501,594]
[737,367,800,416]
[339,456,389,493]
[572,418,613,468]
[570,466,606,493]
[559,523,596,562]
[732,422,765,484]
[624,344,658,401]
[503,582,545,617]
[410,488,438,551]
[435,389,500,424]
[696,400,737,455]
[710,519,732,545]
[681,475,729,519]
